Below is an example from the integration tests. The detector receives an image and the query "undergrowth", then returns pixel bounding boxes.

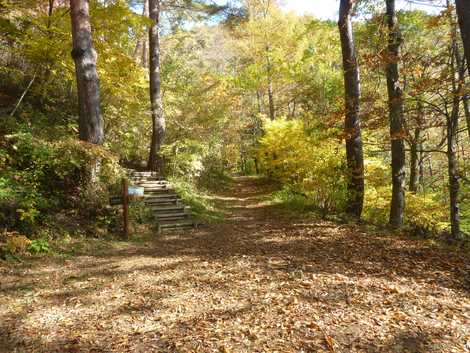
[170,178,225,224]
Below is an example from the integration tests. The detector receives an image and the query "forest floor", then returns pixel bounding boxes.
[1,177,470,353]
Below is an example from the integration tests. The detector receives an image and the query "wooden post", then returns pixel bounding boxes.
[122,178,129,237]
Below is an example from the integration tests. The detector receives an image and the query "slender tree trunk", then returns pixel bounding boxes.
[142,0,149,69]
[418,149,424,186]
[457,53,470,141]
[47,0,54,29]
[455,0,470,77]
[69,0,103,145]
[265,47,275,120]
[463,90,470,141]
[409,127,420,193]
[385,0,406,228]
[448,98,461,240]
[267,79,275,120]
[40,0,56,105]
[338,0,364,218]
[448,22,462,239]
[133,0,149,66]
[256,90,265,114]
[147,0,165,171]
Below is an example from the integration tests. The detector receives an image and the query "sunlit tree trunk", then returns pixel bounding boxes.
[338,0,364,218]
[267,78,275,120]
[147,0,165,171]
[69,0,104,145]
[385,0,406,228]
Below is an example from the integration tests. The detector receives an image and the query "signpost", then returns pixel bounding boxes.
[119,180,145,238]
[122,178,129,237]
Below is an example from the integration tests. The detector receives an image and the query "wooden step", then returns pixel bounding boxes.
[123,170,198,233]
[155,213,189,221]
[136,184,171,189]
[149,205,188,212]
[145,199,180,206]
[137,182,172,187]
[130,176,163,180]
[144,188,175,193]
[129,171,159,176]
[158,220,196,232]
[144,193,179,199]
[134,180,170,184]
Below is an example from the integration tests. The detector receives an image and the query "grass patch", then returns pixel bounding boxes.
[170,178,225,224]
[267,185,316,214]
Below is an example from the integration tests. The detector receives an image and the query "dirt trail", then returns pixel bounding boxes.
[1,177,469,352]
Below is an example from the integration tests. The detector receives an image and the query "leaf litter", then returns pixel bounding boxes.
[0,177,469,352]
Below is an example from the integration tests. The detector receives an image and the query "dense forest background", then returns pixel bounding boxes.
[0,0,469,243]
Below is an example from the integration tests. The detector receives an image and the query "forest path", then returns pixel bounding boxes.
[1,177,470,352]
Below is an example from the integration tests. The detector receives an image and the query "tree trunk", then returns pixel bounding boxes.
[418,149,424,186]
[267,79,275,120]
[147,0,165,171]
[448,97,461,240]
[69,0,104,145]
[457,51,470,141]
[462,89,470,141]
[142,0,149,70]
[133,0,149,67]
[455,0,470,77]
[47,0,54,30]
[385,0,406,228]
[256,91,263,114]
[266,48,275,121]
[338,0,365,218]
[409,127,420,193]
[448,24,462,239]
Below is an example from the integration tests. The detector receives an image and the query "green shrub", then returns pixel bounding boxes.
[161,138,230,188]
[170,178,224,223]
[129,200,155,224]
[0,132,124,234]
[28,239,50,254]
[269,185,312,213]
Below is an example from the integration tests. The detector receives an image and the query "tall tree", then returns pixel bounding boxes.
[69,0,104,145]
[385,0,406,228]
[455,0,470,142]
[455,0,470,77]
[408,126,421,193]
[147,0,166,171]
[134,0,150,68]
[338,0,364,218]
[448,7,462,239]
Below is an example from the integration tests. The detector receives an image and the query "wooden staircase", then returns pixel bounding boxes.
[129,171,198,233]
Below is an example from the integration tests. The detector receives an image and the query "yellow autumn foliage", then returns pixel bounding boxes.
[258,118,347,213]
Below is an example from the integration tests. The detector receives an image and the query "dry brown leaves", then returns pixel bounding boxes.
[0,177,469,353]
